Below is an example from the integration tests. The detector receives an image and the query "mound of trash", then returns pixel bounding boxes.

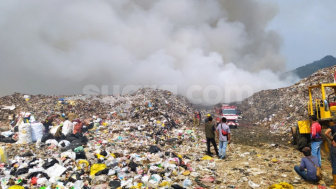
[0,88,215,188]
[233,65,336,134]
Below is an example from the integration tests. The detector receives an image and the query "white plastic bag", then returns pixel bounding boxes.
[248,180,260,188]
[73,180,84,189]
[46,163,67,179]
[62,120,73,136]
[49,125,60,136]
[58,140,71,148]
[61,151,76,159]
[45,139,58,146]
[31,122,44,142]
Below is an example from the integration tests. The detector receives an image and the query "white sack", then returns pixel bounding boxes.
[31,122,44,142]
[17,123,32,144]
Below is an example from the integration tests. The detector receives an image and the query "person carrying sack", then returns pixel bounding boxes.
[216,117,231,160]
[294,147,321,183]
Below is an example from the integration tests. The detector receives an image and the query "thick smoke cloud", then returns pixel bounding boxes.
[0,0,293,104]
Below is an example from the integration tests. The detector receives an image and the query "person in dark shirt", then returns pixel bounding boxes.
[294,147,320,183]
[204,116,219,157]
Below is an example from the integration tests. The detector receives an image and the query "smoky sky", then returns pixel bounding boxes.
[0,0,294,104]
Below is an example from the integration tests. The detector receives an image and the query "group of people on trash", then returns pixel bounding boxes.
[202,113,336,186]
[294,115,336,187]
[203,114,231,160]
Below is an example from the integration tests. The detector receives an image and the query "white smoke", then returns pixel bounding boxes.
[0,0,293,105]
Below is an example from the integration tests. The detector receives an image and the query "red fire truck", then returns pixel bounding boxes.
[215,104,239,128]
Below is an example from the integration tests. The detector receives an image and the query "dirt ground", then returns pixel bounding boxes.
[194,121,334,188]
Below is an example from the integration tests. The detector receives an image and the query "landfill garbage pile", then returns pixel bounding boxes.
[0,88,213,188]
[232,66,336,134]
[1,124,331,189]
[0,88,334,188]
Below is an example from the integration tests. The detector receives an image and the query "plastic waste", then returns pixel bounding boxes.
[73,180,85,189]
[183,177,192,188]
[49,125,60,136]
[268,182,294,189]
[0,146,8,163]
[90,164,107,176]
[17,122,32,144]
[61,151,76,159]
[62,120,73,136]
[46,163,67,179]
[30,122,44,142]
[8,185,25,189]
[77,159,89,169]
[248,180,260,188]
[201,155,213,160]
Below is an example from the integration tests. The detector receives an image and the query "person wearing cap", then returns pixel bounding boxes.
[310,115,322,166]
[204,116,219,157]
[294,147,320,183]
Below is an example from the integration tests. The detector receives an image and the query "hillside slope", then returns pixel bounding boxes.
[283,55,336,79]
[233,65,336,132]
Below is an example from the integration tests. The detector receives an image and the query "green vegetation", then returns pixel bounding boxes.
[293,55,336,79]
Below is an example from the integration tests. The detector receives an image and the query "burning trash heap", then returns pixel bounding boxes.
[0,88,224,189]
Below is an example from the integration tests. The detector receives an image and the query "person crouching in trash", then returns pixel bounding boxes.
[294,147,320,183]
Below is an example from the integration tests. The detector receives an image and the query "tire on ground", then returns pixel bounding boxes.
[298,135,308,151]
[291,126,298,145]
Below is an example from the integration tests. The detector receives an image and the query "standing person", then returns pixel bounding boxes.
[204,116,219,157]
[294,147,320,183]
[324,123,336,187]
[198,111,201,126]
[310,115,322,166]
[196,111,200,126]
[194,111,198,125]
[216,117,231,159]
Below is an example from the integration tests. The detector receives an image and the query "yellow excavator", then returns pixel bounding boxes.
[292,83,336,155]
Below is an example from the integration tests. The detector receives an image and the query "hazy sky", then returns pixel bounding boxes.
[268,0,336,70]
[0,0,335,104]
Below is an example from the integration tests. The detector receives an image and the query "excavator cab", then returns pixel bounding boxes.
[292,83,336,154]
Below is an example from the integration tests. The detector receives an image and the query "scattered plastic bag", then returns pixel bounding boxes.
[201,155,213,160]
[183,177,192,187]
[62,120,73,136]
[0,146,8,163]
[248,180,260,188]
[268,182,294,189]
[90,164,107,176]
[46,163,67,179]
[8,185,25,189]
[49,125,60,136]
